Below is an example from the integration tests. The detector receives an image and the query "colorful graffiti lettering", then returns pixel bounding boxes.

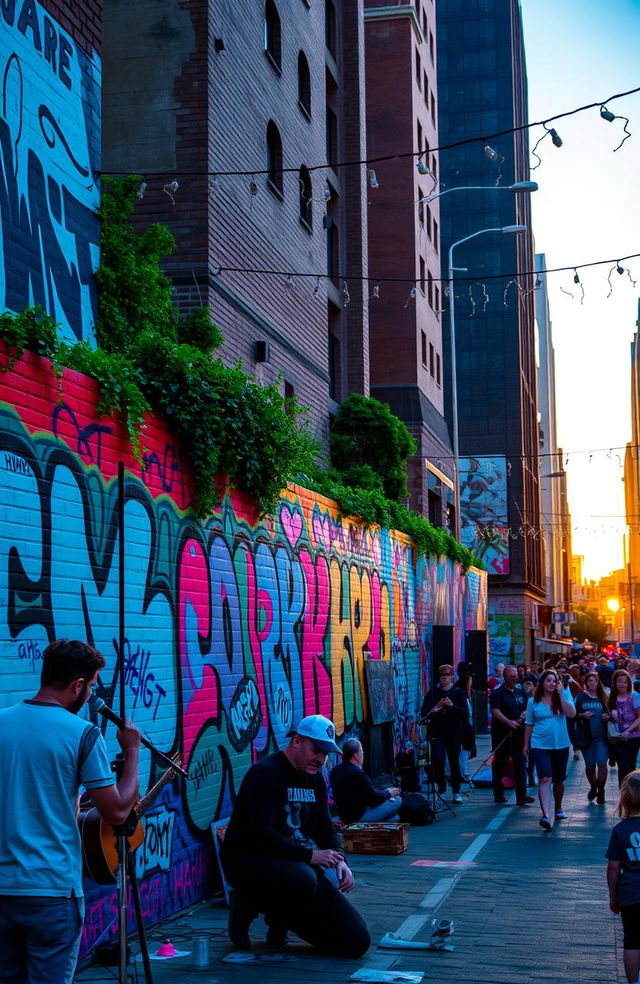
[0,356,486,947]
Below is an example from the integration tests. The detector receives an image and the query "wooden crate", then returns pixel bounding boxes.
[342,822,409,855]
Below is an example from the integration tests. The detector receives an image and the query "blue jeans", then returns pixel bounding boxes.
[359,797,402,822]
[0,895,85,984]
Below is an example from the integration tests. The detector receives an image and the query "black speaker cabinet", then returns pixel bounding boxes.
[465,630,488,691]
[431,624,454,688]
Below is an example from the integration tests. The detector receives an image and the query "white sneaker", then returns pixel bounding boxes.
[452,793,462,804]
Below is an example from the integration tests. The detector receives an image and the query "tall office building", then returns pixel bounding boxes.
[625,300,640,638]
[364,1,455,525]
[437,0,544,661]
[535,254,571,639]
[101,0,370,442]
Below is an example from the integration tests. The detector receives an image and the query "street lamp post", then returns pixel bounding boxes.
[448,225,527,542]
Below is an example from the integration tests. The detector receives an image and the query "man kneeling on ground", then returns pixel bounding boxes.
[221,715,370,957]
[330,739,402,824]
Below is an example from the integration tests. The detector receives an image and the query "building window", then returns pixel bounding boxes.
[434,284,440,315]
[420,257,426,294]
[417,120,423,156]
[436,352,441,386]
[264,0,282,71]
[415,47,421,87]
[325,0,336,57]
[326,213,339,283]
[427,271,433,309]
[422,10,428,39]
[429,342,435,377]
[430,92,436,124]
[284,379,295,412]
[299,165,312,229]
[418,188,425,227]
[423,71,429,106]
[429,30,434,63]
[433,218,439,253]
[326,104,338,166]
[266,120,283,195]
[432,154,438,179]
[426,203,432,239]
[298,51,311,116]
[421,331,427,367]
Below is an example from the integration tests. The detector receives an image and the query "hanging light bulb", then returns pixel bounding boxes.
[549,128,563,147]
[324,184,332,201]
[484,145,499,161]
[573,269,580,284]
[617,264,625,275]
[368,168,379,189]
[136,181,147,199]
[249,178,258,197]
[600,105,616,123]
[371,282,380,299]
[417,159,430,175]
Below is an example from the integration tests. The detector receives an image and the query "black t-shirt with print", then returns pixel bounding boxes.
[606,818,640,906]
[490,685,527,741]
[222,751,341,865]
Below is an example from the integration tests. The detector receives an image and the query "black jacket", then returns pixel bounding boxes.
[421,685,469,740]
[329,761,390,824]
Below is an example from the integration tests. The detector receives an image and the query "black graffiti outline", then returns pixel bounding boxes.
[38,104,89,177]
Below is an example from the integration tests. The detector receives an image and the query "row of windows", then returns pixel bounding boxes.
[421,331,442,385]
[418,260,441,316]
[415,48,437,124]
[417,195,439,252]
[264,1,313,116]
[265,120,317,229]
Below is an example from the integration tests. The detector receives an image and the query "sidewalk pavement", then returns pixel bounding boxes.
[76,741,625,984]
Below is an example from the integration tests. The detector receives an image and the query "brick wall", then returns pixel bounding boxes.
[0,348,486,947]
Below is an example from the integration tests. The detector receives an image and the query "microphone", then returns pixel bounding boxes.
[89,695,189,779]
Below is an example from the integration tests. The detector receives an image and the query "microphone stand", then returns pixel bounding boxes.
[89,696,187,984]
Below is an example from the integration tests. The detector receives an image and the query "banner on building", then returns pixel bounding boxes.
[459,456,509,575]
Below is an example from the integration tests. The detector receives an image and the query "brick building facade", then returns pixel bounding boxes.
[101,0,370,443]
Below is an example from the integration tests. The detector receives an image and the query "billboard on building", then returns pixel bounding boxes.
[459,456,509,574]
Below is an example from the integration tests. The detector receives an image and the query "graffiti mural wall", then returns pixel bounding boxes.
[0,0,100,343]
[0,351,486,950]
[459,455,510,575]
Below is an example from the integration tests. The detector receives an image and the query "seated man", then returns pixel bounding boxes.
[330,739,402,824]
[221,715,370,957]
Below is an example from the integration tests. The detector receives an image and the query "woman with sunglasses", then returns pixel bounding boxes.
[421,664,469,805]
[523,669,576,830]
[608,670,640,786]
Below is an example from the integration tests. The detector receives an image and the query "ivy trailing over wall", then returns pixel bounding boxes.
[0,176,317,517]
[303,393,482,571]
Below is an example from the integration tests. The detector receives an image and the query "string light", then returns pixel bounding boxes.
[311,276,321,301]
[404,286,418,308]
[100,85,640,180]
[531,125,563,169]
[467,284,476,318]
[342,281,351,307]
[573,268,585,304]
[162,179,179,204]
[600,104,632,151]
[370,282,381,300]
[136,181,147,199]
[368,169,379,189]
[210,250,640,290]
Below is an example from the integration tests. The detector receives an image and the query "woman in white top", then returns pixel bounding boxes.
[523,669,576,831]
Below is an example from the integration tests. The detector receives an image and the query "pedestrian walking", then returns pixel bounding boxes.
[575,671,610,804]
[606,770,640,984]
[608,670,640,786]
[489,665,533,806]
[523,669,576,831]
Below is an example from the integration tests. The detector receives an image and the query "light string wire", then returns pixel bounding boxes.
[211,249,640,287]
[97,85,640,179]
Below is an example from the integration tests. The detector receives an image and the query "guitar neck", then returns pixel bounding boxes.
[135,754,181,819]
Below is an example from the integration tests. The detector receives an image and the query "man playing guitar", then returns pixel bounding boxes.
[0,639,141,984]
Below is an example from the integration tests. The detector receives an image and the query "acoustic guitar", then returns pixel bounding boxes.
[79,752,181,885]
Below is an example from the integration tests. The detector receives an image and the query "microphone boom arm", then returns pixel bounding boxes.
[90,696,189,779]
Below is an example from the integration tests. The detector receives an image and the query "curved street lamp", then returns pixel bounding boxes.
[449,225,528,542]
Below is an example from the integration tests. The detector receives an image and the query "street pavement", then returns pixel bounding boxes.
[76,740,625,984]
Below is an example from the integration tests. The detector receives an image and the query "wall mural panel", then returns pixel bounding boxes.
[0,0,100,342]
[0,352,486,953]
[459,455,509,574]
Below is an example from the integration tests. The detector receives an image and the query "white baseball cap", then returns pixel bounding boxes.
[288,715,340,754]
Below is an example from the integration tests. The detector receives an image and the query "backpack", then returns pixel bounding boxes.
[398,791,435,826]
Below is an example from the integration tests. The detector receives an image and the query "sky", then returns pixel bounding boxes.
[520,0,640,582]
